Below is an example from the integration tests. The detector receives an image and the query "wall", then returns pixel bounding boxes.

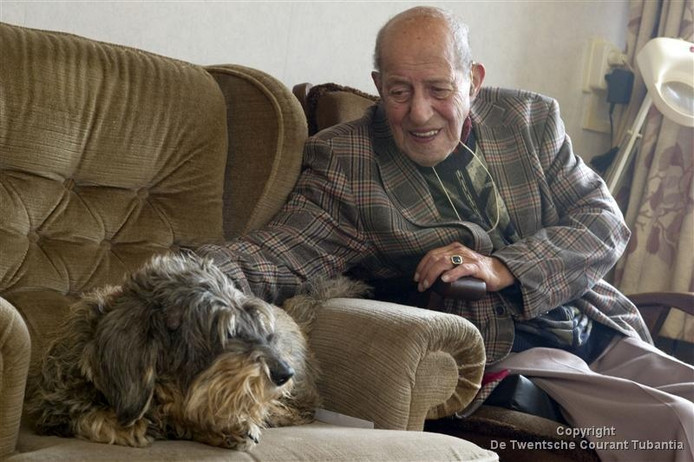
[1,0,631,162]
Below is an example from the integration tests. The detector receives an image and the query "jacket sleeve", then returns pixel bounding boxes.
[492,97,630,320]
[197,137,371,304]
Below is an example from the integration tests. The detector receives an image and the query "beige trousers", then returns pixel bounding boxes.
[491,336,694,462]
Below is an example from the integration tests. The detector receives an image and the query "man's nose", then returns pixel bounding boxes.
[408,91,434,124]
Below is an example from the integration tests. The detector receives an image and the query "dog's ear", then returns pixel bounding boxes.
[93,300,159,427]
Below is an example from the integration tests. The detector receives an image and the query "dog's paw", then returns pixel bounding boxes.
[220,424,261,451]
[114,419,153,447]
[75,411,153,447]
[236,424,262,451]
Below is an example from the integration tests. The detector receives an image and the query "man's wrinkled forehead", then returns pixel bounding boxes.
[381,15,450,48]
[379,20,459,74]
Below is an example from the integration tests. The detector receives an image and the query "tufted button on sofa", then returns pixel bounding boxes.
[0,22,496,462]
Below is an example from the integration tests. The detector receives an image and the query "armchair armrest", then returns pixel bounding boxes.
[308,298,485,431]
[627,291,694,316]
[627,291,694,340]
[0,296,31,459]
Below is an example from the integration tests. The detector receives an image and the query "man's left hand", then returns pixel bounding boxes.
[414,242,515,293]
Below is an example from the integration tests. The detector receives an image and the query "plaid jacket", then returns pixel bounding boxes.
[199,87,651,364]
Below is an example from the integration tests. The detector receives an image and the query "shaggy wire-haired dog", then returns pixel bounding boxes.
[27,253,351,450]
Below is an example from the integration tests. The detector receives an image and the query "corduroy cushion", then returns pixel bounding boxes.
[0,22,227,369]
[206,65,306,238]
[310,298,486,429]
[9,422,499,462]
[0,297,31,458]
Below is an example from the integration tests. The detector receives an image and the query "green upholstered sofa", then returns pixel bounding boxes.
[0,22,496,462]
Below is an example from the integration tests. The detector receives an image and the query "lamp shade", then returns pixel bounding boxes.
[636,37,694,127]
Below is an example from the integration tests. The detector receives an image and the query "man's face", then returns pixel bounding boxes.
[373,20,482,167]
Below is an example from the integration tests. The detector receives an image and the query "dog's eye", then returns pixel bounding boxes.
[266,333,275,343]
[225,326,234,338]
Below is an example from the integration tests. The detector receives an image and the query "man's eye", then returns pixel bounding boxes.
[388,89,410,102]
[431,88,453,99]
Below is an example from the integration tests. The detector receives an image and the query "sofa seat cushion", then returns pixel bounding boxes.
[9,422,498,462]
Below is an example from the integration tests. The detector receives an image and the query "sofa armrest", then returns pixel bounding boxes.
[308,298,485,431]
[0,296,31,459]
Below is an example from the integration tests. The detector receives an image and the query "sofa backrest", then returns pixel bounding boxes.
[207,65,306,238]
[0,22,305,370]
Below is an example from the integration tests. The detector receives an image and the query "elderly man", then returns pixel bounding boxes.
[199,7,693,461]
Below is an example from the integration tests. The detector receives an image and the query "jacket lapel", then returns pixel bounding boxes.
[470,91,543,238]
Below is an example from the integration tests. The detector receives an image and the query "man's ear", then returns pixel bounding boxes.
[371,71,384,98]
[470,63,486,99]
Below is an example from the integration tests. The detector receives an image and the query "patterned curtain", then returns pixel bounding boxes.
[609,0,693,341]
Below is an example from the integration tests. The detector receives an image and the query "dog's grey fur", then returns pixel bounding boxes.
[28,253,327,450]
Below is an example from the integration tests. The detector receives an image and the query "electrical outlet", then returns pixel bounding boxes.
[582,38,628,133]
[582,38,627,93]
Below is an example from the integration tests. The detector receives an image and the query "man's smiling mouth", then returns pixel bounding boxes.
[410,129,440,139]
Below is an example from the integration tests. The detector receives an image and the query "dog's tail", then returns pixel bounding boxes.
[282,276,372,334]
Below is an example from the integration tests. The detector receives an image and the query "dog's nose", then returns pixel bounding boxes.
[270,360,295,386]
